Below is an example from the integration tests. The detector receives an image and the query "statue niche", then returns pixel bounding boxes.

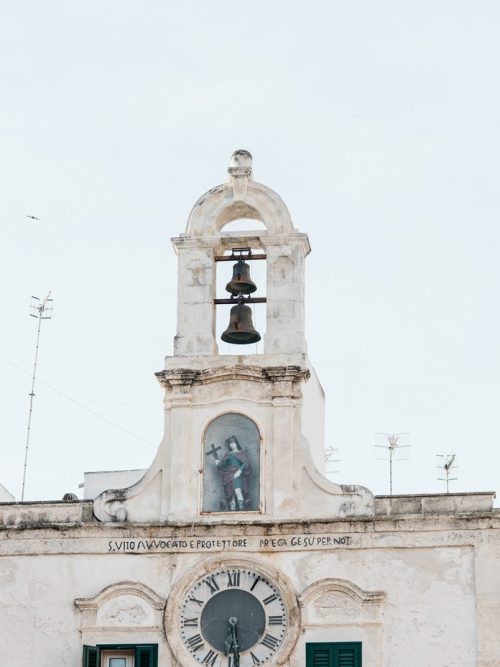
[202,413,261,513]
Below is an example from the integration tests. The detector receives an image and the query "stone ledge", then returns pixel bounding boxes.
[375,492,496,516]
[0,500,94,528]
[0,494,497,531]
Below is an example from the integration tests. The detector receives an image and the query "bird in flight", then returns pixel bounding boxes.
[25,214,40,221]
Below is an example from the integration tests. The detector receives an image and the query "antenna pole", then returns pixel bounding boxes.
[375,432,411,496]
[437,454,457,494]
[389,445,393,496]
[325,447,340,477]
[21,292,53,501]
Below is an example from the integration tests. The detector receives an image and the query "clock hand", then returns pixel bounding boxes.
[224,617,235,655]
[224,617,240,667]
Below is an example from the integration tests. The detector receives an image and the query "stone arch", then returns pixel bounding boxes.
[185,180,294,237]
[300,578,385,625]
[75,581,166,632]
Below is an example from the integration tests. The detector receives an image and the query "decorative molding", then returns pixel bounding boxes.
[75,581,166,612]
[75,581,166,638]
[156,365,310,391]
[301,578,385,608]
[299,578,385,628]
[92,470,162,523]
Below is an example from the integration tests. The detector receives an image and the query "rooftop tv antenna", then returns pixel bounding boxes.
[21,292,54,501]
[375,432,410,495]
[437,454,458,493]
[325,446,340,478]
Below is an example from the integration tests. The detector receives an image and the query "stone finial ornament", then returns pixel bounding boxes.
[227,149,253,179]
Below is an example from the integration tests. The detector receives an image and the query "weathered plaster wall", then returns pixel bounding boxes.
[1,513,498,666]
[475,539,500,667]
[301,361,325,472]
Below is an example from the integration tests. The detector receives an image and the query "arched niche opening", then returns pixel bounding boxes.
[215,238,267,356]
[201,413,261,513]
[220,218,267,233]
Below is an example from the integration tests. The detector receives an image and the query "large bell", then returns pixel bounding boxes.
[225,260,257,295]
[221,303,261,345]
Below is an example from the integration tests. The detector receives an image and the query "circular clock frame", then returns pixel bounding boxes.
[165,557,300,666]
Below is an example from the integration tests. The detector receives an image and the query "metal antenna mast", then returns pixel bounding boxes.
[375,432,410,495]
[21,292,54,501]
[437,454,458,493]
[325,446,340,478]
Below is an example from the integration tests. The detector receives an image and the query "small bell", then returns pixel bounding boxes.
[221,302,261,345]
[225,260,257,295]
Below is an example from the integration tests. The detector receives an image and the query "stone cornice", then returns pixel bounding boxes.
[2,507,498,534]
[155,364,310,389]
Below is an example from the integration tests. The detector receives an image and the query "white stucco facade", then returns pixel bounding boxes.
[1,497,499,666]
[1,151,499,667]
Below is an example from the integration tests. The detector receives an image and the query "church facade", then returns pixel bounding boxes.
[0,151,499,667]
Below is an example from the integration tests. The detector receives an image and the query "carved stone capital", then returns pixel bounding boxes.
[156,369,200,391]
[263,365,310,398]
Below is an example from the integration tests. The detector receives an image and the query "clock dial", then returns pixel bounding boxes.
[179,568,288,666]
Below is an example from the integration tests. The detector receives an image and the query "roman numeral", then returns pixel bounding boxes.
[250,652,262,665]
[250,576,261,591]
[202,649,218,665]
[186,634,204,652]
[227,570,241,587]
[260,633,279,650]
[189,595,204,607]
[263,593,278,605]
[183,617,198,627]
[205,575,220,594]
[268,615,284,625]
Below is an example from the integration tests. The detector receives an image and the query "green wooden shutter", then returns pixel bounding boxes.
[82,645,100,667]
[306,643,333,666]
[334,642,361,667]
[306,642,361,667]
[135,644,158,667]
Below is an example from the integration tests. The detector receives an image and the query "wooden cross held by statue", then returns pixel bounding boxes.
[206,443,222,461]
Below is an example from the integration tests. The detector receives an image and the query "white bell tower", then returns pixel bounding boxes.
[172,149,308,357]
[94,151,374,523]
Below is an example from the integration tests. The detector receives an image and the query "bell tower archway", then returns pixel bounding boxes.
[172,149,310,358]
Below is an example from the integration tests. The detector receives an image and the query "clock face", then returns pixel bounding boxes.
[179,567,288,666]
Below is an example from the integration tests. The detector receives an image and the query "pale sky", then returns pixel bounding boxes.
[1,1,499,503]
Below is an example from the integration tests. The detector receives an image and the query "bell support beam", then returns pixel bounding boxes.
[214,253,267,262]
[214,297,267,304]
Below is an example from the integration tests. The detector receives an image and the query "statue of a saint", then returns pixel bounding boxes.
[214,435,251,511]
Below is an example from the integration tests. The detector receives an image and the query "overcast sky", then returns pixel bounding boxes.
[1,1,499,503]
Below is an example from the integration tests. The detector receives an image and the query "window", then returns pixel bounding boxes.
[82,644,158,667]
[306,642,362,667]
[108,658,129,667]
[102,649,134,667]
